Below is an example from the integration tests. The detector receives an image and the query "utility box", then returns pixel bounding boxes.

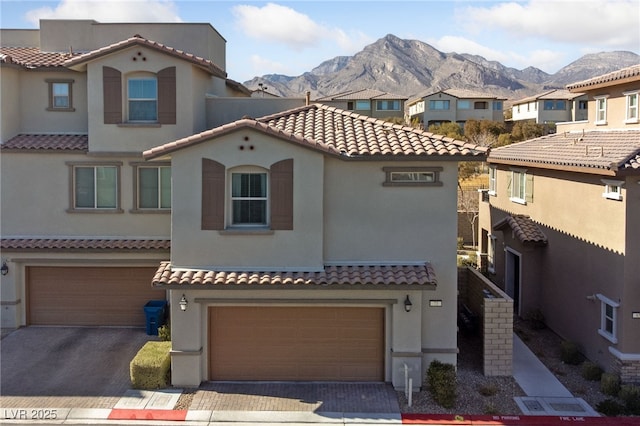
[144,300,167,335]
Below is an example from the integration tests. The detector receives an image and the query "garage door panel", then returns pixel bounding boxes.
[209,306,384,381]
[28,266,160,326]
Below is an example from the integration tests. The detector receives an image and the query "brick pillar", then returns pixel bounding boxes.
[483,298,513,376]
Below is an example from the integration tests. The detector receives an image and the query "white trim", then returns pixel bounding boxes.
[594,95,609,125]
[609,346,640,361]
[623,90,639,123]
[596,293,619,344]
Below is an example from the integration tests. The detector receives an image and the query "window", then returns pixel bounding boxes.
[509,168,532,204]
[474,101,488,110]
[624,91,638,123]
[578,100,588,110]
[46,79,74,111]
[457,100,471,110]
[488,234,497,273]
[69,163,121,211]
[597,294,619,343]
[595,95,608,124]
[602,179,624,201]
[493,101,503,111]
[383,167,443,187]
[231,171,268,225]
[355,100,371,110]
[429,100,450,110]
[543,100,566,110]
[128,77,157,121]
[376,100,400,111]
[135,165,171,210]
[488,166,497,195]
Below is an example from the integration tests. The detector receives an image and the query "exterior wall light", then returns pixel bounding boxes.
[179,294,188,311]
[1,262,8,276]
[404,295,412,312]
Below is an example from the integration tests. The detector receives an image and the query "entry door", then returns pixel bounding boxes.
[505,248,521,316]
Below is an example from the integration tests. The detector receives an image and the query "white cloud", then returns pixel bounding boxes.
[24,0,182,26]
[232,3,372,53]
[461,0,639,50]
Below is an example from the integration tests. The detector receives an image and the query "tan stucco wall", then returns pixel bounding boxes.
[205,97,307,128]
[167,130,325,269]
[0,152,171,237]
[587,82,640,128]
[0,67,21,141]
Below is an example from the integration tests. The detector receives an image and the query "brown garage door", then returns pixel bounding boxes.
[27,266,162,326]
[209,306,384,381]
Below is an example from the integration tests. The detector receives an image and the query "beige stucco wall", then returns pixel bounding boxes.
[206,97,307,128]
[167,129,325,269]
[0,66,21,141]
[0,152,171,237]
[587,82,639,128]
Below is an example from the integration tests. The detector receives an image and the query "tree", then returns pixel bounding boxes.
[511,121,546,142]
[428,122,463,139]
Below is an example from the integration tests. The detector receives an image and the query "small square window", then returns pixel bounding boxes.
[602,179,623,201]
[68,163,122,212]
[128,77,157,121]
[134,165,171,210]
[596,294,619,344]
[46,79,74,111]
[231,172,267,225]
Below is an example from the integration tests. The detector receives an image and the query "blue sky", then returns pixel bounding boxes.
[1,0,638,82]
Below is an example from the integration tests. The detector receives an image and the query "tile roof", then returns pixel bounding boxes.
[0,238,170,251]
[63,35,226,78]
[513,89,584,105]
[144,104,487,160]
[0,46,77,68]
[316,88,407,101]
[408,88,506,105]
[567,64,640,91]
[488,130,640,174]
[494,215,547,246]
[151,261,437,288]
[1,134,88,151]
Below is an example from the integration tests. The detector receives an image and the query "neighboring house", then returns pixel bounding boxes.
[0,19,247,329]
[1,19,488,390]
[510,89,587,124]
[315,88,407,120]
[406,89,506,130]
[477,64,640,383]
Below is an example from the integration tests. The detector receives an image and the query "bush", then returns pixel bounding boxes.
[560,340,582,365]
[158,324,171,341]
[427,360,456,409]
[619,384,640,414]
[130,341,171,389]
[581,361,603,381]
[600,373,621,396]
[596,398,625,416]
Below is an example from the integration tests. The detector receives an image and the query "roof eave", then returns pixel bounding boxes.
[487,157,620,176]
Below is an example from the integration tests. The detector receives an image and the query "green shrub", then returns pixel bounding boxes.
[457,237,464,250]
[596,398,625,416]
[600,373,621,396]
[560,340,582,365]
[130,341,171,389]
[158,324,171,341]
[478,384,498,397]
[581,361,603,381]
[427,360,456,409]
[619,384,640,414]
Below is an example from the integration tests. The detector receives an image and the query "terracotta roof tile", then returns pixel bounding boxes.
[63,35,226,78]
[488,130,640,173]
[513,89,584,105]
[316,88,407,101]
[1,134,88,151]
[494,215,547,246]
[0,46,77,68]
[1,238,170,251]
[144,104,487,160]
[567,64,640,91]
[151,261,437,288]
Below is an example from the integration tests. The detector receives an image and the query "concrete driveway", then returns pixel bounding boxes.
[0,327,154,408]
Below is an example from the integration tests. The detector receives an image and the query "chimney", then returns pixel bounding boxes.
[305,91,311,106]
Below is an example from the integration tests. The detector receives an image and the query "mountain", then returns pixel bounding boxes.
[243,34,639,100]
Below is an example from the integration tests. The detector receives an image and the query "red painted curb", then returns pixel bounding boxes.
[108,409,188,421]
[401,413,640,425]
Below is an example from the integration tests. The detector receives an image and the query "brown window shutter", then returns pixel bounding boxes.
[270,159,293,230]
[202,158,225,230]
[157,67,176,125]
[103,66,122,124]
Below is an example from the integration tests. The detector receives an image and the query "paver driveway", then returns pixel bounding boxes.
[0,327,154,408]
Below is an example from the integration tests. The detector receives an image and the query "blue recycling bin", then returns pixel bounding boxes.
[144,300,167,335]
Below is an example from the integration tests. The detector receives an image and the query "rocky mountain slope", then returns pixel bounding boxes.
[244,34,639,100]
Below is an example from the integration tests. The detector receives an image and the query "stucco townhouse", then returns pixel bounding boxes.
[1,19,487,390]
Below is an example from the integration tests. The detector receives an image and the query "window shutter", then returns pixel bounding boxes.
[103,67,122,124]
[506,172,512,198]
[157,67,176,125]
[525,173,534,203]
[202,158,225,230]
[270,159,293,230]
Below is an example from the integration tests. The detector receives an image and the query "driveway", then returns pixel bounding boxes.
[0,327,154,408]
